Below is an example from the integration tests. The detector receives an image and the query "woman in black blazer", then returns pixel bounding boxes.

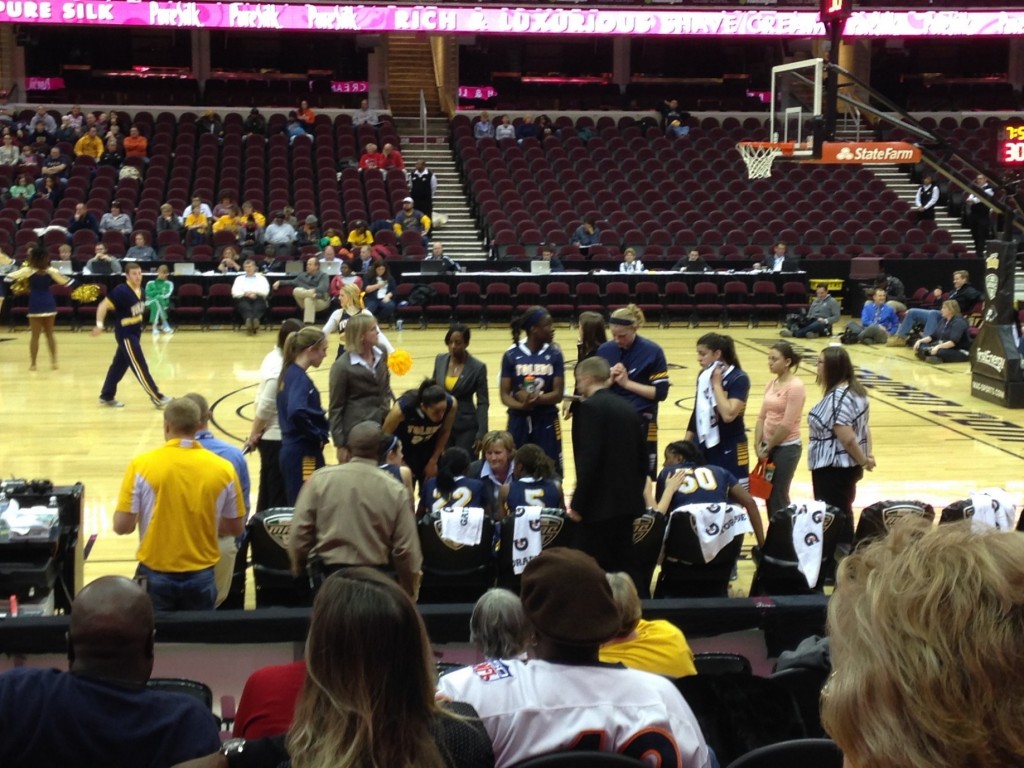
[433,323,489,457]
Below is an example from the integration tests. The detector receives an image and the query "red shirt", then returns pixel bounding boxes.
[232,660,306,739]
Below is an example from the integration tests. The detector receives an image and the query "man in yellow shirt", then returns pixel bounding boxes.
[74,125,103,159]
[114,398,246,611]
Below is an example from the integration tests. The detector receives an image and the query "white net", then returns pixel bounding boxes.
[737,143,783,179]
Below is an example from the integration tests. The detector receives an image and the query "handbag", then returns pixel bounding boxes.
[748,459,775,500]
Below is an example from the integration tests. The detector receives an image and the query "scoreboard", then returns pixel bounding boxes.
[996,123,1024,167]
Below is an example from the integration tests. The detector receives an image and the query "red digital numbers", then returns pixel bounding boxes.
[997,124,1024,167]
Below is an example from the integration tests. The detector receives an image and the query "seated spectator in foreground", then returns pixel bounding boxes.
[123,125,148,160]
[780,283,841,339]
[619,247,645,273]
[381,142,405,170]
[84,243,122,275]
[913,300,971,364]
[99,200,133,242]
[570,217,600,254]
[393,196,431,246]
[844,287,898,345]
[273,255,330,324]
[673,247,711,272]
[0,576,221,768]
[180,570,494,768]
[534,244,564,272]
[441,590,531,687]
[599,572,696,678]
[231,659,306,739]
[217,245,243,273]
[263,210,297,254]
[437,548,712,768]
[125,232,157,262]
[233,258,271,334]
[822,519,1024,768]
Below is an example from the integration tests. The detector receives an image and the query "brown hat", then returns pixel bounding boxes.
[520,548,618,646]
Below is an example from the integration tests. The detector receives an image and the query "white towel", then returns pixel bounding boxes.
[670,502,752,563]
[440,506,485,546]
[791,501,827,588]
[970,488,1016,531]
[511,506,544,575]
[694,365,720,449]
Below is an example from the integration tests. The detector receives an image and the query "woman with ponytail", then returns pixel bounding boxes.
[382,378,456,486]
[418,446,488,518]
[276,327,330,504]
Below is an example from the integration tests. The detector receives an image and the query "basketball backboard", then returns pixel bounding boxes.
[770,58,825,160]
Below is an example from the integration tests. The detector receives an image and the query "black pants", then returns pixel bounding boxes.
[811,464,863,546]
[573,515,634,573]
[255,439,286,513]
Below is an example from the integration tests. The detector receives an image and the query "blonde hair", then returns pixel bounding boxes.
[344,313,376,350]
[610,304,644,329]
[339,283,363,310]
[942,299,961,316]
[605,572,642,637]
[277,327,326,391]
[822,519,1024,768]
[480,430,515,455]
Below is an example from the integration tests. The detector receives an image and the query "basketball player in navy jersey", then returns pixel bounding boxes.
[91,262,170,408]
[418,446,488,518]
[500,444,564,518]
[500,307,565,475]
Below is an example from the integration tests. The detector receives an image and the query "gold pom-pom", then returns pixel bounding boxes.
[388,349,413,376]
[71,283,101,303]
[9,277,28,296]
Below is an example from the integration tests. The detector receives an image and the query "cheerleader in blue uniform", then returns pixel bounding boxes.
[500,306,565,474]
[276,327,330,504]
[382,379,456,487]
[419,447,488,518]
[5,246,72,370]
[500,443,564,519]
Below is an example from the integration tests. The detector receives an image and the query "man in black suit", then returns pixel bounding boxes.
[765,241,800,273]
[569,356,648,573]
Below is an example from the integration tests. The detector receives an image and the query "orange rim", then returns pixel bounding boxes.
[736,141,797,157]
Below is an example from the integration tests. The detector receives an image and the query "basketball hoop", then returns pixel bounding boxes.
[737,141,793,179]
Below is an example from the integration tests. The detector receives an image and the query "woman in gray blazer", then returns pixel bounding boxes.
[433,324,489,457]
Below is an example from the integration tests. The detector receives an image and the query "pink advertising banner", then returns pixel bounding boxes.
[0,4,1021,37]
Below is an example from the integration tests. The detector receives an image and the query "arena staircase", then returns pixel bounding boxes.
[868,165,975,252]
[386,34,442,118]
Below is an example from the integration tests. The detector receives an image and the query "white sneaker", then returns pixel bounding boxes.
[153,395,172,408]
[99,397,125,408]
[162,325,174,335]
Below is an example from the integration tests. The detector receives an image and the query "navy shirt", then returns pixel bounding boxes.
[500,342,564,418]
[105,282,146,339]
[656,461,737,510]
[596,336,670,418]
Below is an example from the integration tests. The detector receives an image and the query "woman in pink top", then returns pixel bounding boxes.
[753,341,806,516]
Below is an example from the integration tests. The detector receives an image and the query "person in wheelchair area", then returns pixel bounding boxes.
[654,440,764,548]
[780,284,841,339]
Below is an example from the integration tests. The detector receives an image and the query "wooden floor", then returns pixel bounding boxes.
[2,316,1021,595]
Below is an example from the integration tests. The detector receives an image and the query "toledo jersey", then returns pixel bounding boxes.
[420,476,487,516]
[656,462,736,510]
[596,336,669,417]
[106,283,146,338]
[500,342,564,417]
[396,393,454,471]
[506,477,562,516]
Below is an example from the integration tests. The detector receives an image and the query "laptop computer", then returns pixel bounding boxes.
[530,260,551,275]
[284,260,304,274]
[420,260,446,275]
[172,262,196,276]
[53,260,73,276]
[320,260,342,275]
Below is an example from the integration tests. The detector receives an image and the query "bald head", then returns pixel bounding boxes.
[68,576,155,683]
[347,421,383,458]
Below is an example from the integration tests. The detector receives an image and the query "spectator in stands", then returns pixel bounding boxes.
[353,97,380,126]
[534,243,564,272]
[196,109,223,139]
[84,243,122,275]
[296,99,316,129]
[469,430,516,514]
[437,548,712,768]
[232,258,271,335]
[571,216,601,255]
[212,193,234,219]
[293,214,318,251]
[32,105,57,135]
[763,241,800,272]
[114,397,246,610]
[409,159,438,218]
[439,590,532,692]
[184,204,211,246]
[619,247,645,273]
[238,207,264,253]
[0,133,18,165]
[97,137,124,169]
[381,142,405,171]
[274,256,330,325]
[888,269,982,347]
[183,194,213,220]
[495,114,515,141]
[659,98,691,138]
[355,244,375,274]
[240,200,266,229]
[781,283,841,338]
[912,173,940,221]
[231,659,306,739]
[68,201,99,239]
[515,113,539,143]
[213,203,242,244]
[263,211,297,255]
[156,202,183,243]
[318,245,343,276]
[320,227,342,250]
[243,107,266,138]
[65,104,85,132]
[359,141,385,171]
[74,124,103,159]
[123,125,148,161]
[105,122,124,150]
[673,247,710,272]
[40,145,68,183]
[535,114,554,139]
[425,241,461,272]
[0,576,222,767]
[126,232,157,262]
[822,520,1024,768]
[966,173,995,257]
[38,174,62,206]
[346,219,373,252]
[99,200,133,242]
[328,315,392,456]
[144,265,173,336]
[284,111,306,143]
[289,422,421,596]
[217,245,243,274]
[17,143,39,172]
[600,571,696,677]
[912,300,971,364]
[845,287,898,345]
[394,196,431,246]
[362,259,397,324]
[474,111,495,142]
[55,115,79,144]
[8,173,34,205]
